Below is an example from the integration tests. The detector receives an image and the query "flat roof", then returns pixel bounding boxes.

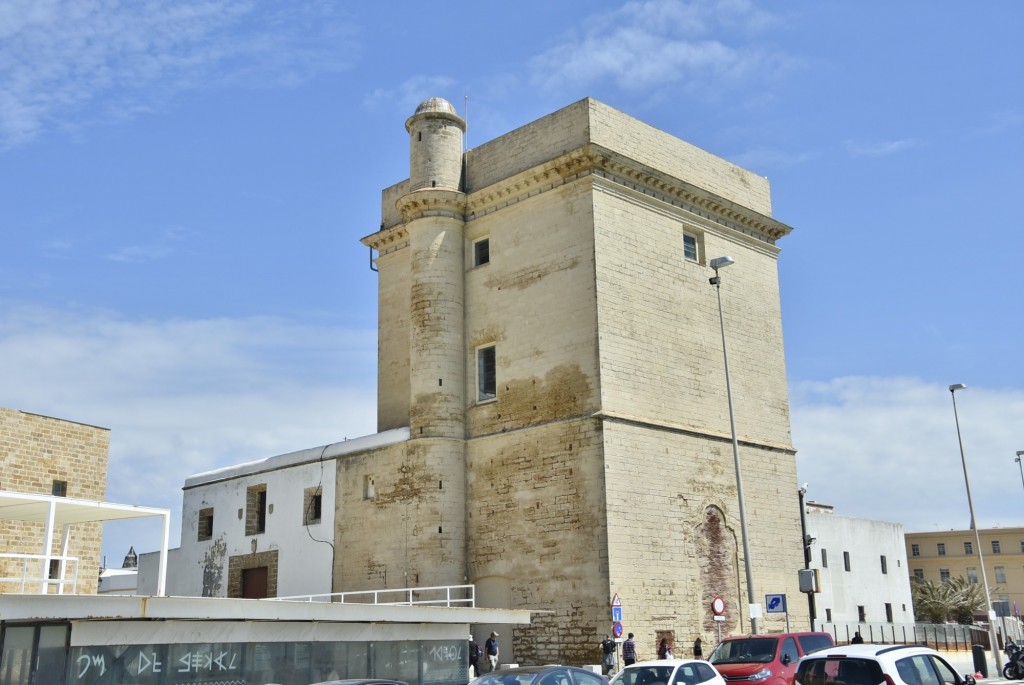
[0,491,169,526]
[0,593,533,626]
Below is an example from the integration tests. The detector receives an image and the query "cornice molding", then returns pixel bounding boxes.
[364,144,795,251]
[465,145,792,245]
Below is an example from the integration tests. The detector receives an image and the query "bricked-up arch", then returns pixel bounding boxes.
[695,505,739,634]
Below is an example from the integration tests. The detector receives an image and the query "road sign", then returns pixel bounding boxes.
[612,606,623,622]
[612,622,623,638]
[765,594,787,614]
[711,596,726,616]
[612,594,622,607]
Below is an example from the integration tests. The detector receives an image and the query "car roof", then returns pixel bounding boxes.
[622,659,714,668]
[800,644,937,659]
[720,632,830,640]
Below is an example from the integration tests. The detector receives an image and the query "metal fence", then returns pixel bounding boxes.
[274,583,476,607]
[815,621,1021,651]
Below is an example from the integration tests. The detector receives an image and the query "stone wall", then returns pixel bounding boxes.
[0,407,109,594]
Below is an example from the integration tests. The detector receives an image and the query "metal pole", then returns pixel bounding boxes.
[712,266,758,634]
[1015,452,1024,494]
[950,385,1002,670]
[798,486,817,629]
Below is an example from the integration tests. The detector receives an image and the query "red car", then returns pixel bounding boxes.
[708,633,834,685]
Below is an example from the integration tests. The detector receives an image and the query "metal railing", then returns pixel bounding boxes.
[816,621,989,651]
[275,583,475,607]
[0,553,79,594]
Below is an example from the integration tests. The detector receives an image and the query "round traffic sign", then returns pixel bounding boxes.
[612,622,623,638]
[711,596,726,616]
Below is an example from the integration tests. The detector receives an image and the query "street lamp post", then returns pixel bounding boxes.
[1015,451,1024,495]
[949,383,1002,670]
[709,256,758,635]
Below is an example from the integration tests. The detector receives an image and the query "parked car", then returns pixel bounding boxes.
[610,658,726,685]
[793,643,976,685]
[470,665,607,685]
[708,632,834,685]
[310,680,409,685]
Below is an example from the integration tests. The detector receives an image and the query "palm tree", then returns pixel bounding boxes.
[911,576,990,624]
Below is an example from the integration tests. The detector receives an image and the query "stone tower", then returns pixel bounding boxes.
[358,97,803,665]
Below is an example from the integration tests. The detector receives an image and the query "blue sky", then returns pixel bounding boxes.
[1,0,1022,566]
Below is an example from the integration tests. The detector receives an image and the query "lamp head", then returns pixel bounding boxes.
[949,383,966,393]
[710,256,735,271]
[1017,450,1024,457]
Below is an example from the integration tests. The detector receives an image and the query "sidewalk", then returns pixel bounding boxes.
[936,650,1005,681]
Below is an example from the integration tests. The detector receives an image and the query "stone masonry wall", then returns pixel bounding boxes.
[0,407,109,594]
[468,417,609,666]
[591,179,792,448]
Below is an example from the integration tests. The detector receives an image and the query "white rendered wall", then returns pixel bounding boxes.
[807,510,914,626]
[171,457,337,598]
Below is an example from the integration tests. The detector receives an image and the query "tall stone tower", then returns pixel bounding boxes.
[358,97,802,665]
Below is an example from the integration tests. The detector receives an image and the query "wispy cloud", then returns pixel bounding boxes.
[106,226,187,264]
[844,138,920,158]
[363,75,459,112]
[527,0,796,96]
[0,0,357,149]
[0,302,377,557]
[792,376,1024,532]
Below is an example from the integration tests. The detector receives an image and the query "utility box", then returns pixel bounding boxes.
[798,568,820,593]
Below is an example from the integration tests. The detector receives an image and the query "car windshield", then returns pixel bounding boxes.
[611,665,676,685]
[709,638,778,664]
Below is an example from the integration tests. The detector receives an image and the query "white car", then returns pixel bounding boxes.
[610,659,727,685]
[794,644,976,685]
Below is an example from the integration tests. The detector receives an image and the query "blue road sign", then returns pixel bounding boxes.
[765,594,787,613]
[612,606,623,622]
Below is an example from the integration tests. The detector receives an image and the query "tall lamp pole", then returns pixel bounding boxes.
[1015,451,1024,495]
[710,256,758,635]
[949,383,1001,670]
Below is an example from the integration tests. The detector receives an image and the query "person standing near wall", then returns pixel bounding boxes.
[486,631,500,672]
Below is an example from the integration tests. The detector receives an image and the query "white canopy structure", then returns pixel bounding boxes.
[0,490,170,596]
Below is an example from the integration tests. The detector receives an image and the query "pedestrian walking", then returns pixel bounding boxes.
[622,633,638,666]
[486,631,500,672]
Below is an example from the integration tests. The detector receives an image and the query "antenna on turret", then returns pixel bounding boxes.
[463,91,469,152]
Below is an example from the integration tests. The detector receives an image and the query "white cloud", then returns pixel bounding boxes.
[106,226,187,264]
[843,138,920,158]
[0,303,377,559]
[527,0,795,96]
[0,0,357,149]
[792,376,1024,534]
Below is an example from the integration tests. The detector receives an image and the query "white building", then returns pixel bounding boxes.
[140,430,407,598]
[805,502,914,641]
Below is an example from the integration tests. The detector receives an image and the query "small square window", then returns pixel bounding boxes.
[992,540,1001,554]
[940,568,950,582]
[303,487,322,525]
[937,543,946,556]
[477,345,496,401]
[911,543,920,557]
[913,568,924,580]
[683,233,698,262]
[964,541,973,555]
[474,238,490,267]
[995,566,1007,583]
[51,480,68,497]
[198,508,214,541]
[880,555,888,574]
[843,551,851,572]
[967,566,978,584]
